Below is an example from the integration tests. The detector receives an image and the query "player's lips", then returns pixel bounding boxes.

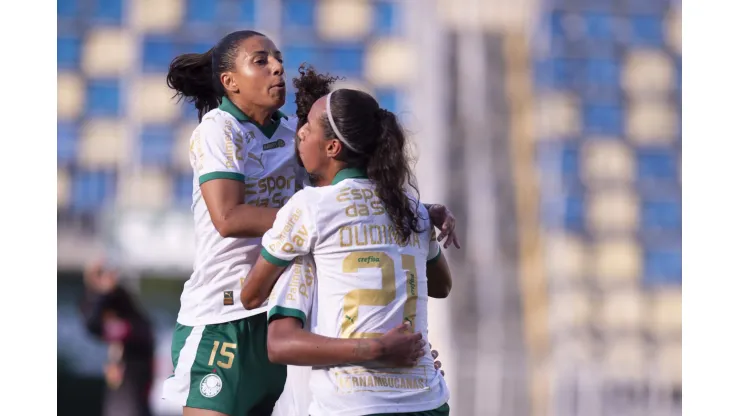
[271,81,286,91]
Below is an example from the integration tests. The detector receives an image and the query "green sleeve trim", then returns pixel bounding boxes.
[261,247,291,267]
[268,306,307,327]
[427,247,442,264]
[199,171,245,185]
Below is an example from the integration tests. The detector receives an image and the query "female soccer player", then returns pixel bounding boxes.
[241,86,453,416]
[161,30,458,416]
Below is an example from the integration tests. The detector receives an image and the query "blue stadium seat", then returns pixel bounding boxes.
[644,247,682,285]
[181,101,200,122]
[86,79,121,117]
[142,35,177,73]
[583,12,615,40]
[636,149,677,180]
[185,0,218,23]
[624,0,671,15]
[586,58,620,87]
[629,15,664,46]
[282,93,297,117]
[584,104,623,135]
[282,45,321,74]
[71,170,117,212]
[374,1,396,36]
[375,89,398,115]
[565,194,585,231]
[91,0,123,24]
[538,143,580,179]
[140,124,176,166]
[548,11,569,39]
[325,44,364,76]
[283,0,316,28]
[174,173,194,207]
[58,35,81,70]
[58,122,79,165]
[236,0,257,25]
[641,198,681,230]
[58,0,78,18]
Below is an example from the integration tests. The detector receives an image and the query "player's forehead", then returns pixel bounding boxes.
[308,95,329,124]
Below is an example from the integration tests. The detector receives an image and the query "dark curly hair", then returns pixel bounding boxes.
[292,65,423,243]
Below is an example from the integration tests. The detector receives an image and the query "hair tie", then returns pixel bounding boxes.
[326,90,361,153]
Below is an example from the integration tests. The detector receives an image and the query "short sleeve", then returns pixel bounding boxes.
[192,115,246,185]
[261,190,316,267]
[427,227,442,264]
[267,255,317,327]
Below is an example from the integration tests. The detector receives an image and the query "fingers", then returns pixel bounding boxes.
[434,360,442,370]
[445,230,461,249]
[441,370,445,377]
[431,350,439,360]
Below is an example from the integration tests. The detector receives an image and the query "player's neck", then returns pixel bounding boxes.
[229,96,276,126]
[313,163,347,187]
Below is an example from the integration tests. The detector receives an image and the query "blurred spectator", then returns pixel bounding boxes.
[79,260,154,416]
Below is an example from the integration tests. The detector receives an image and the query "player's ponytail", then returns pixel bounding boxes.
[167,30,266,122]
[320,88,423,243]
[166,49,220,121]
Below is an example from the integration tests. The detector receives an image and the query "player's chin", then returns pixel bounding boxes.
[268,90,286,108]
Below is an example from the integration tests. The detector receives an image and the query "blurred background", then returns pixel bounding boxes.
[57,0,681,415]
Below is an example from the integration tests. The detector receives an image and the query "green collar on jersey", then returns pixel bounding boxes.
[331,168,368,185]
[219,96,288,139]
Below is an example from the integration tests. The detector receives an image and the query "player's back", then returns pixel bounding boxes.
[302,170,449,415]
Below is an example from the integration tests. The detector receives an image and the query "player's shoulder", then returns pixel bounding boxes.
[280,114,298,132]
[195,108,239,136]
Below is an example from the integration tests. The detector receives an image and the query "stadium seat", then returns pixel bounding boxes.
[628,15,664,46]
[91,0,123,25]
[58,0,78,19]
[365,39,413,87]
[545,232,586,283]
[581,139,635,185]
[184,0,218,23]
[117,169,172,209]
[648,288,681,338]
[131,0,184,33]
[375,89,399,115]
[666,7,681,55]
[585,58,620,88]
[173,173,194,207]
[534,58,580,89]
[142,35,177,73]
[282,0,316,28]
[373,1,397,36]
[133,76,179,122]
[326,44,365,77]
[140,124,175,166]
[58,35,82,70]
[627,99,678,145]
[622,49,674,96]
[82,28,134,76]
[657,341,681,384]
[550,289,592,331]
[536,92,581,140]
[641,198,681,231]
[180,101,200,122]
[582,12,617,40]
[592,238,641,287]
[70,170,118,212]
[58,73,84,121]
[564,194,585,232]
[603,336,646,381]
[644,247,682,285]
[282,44,321,75]
[173,122,199,171]
[597,288,645,332]
[58,168,71,208]
[85,79,121,117]
[58,122,79,166]
[78,120,128,168]
[586,189,639,234]
[636,148,678,181]
[583,104,623,136]
[317,0,372,41]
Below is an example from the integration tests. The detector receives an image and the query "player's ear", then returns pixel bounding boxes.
[325,138,342,158]
[221,72,238,93]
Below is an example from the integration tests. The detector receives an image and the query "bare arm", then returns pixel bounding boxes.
[427,252,452,298]
[267,318,424,367]
[201,179,279,238]
[241,255,287,310]
[267,317,382,365]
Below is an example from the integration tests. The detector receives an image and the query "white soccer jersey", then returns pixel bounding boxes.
[177,97,308,326]
[264,168,449,416]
